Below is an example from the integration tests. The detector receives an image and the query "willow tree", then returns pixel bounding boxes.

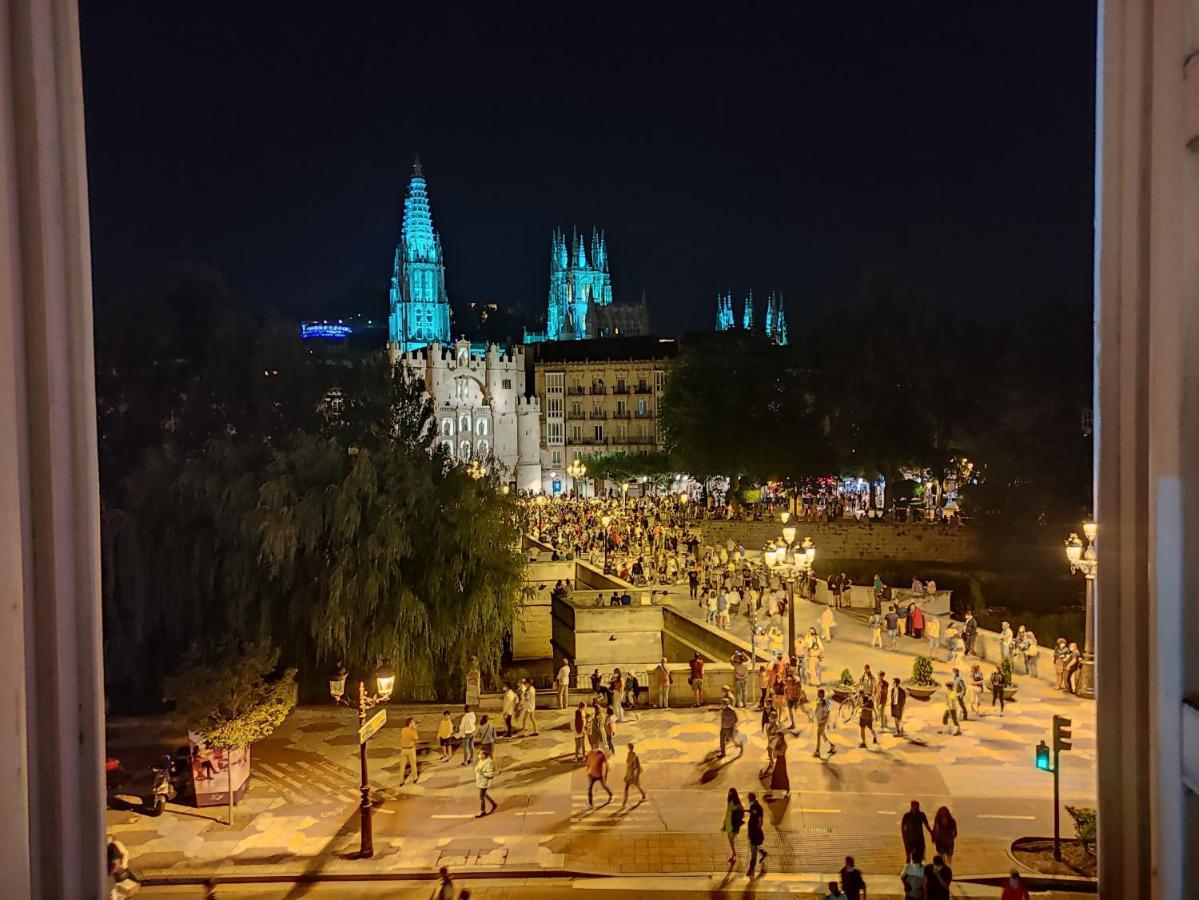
[255,362,524,699]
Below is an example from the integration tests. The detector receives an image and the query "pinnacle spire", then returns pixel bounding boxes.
[412,155,423,177]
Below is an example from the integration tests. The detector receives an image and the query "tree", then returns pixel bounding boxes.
[164,641,297,825]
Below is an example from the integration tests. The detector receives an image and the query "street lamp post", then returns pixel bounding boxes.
[329,662,396,859]
[465,458,485,481]
[601,514,612,574]
[535,493,547,535]
[765,519,816,661]
[568,459,587,498]
[1064,521,1097,698]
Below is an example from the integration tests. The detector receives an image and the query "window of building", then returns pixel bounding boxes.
[547,422,563,445]
[552,451,561,466]
[594,425,604,442]
[571,425,581,441]
[502,378,512,390]
[548,397,562,416]
[637,399,648,416]
[654,370,666,394]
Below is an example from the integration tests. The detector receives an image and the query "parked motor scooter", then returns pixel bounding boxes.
[148,755,176,816]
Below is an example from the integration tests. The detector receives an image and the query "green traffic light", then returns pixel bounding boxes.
[1036,740,1051,771]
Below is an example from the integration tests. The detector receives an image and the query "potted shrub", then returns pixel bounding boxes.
[831,668,856,702]
[906,655,938,701]
[1001,657,1019,702]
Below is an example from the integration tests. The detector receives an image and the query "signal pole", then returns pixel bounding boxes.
[1051,714,1072,860]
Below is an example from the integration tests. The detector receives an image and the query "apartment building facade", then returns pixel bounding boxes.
[530,336,677,495]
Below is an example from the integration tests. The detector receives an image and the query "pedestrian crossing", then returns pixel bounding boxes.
[255,759,362,803]
[569,791,660,831]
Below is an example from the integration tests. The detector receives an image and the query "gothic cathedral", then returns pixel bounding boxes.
[388,160,452,353]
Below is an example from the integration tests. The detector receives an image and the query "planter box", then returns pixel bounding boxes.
[905,684,938,701]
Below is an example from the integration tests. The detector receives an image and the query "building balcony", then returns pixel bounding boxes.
[566,411,586,420]
[612,385,630,394]
[589,411,607,420]
[567,386,586,396]
[634,385,651,394]
[634,410,653,418]
[589,386,606,395]
[612,410,631,419]
[625,436,656,445]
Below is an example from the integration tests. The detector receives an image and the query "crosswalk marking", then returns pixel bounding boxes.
[978,814,1035,820]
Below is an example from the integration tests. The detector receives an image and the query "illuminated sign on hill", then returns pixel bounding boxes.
[301,322,353,340]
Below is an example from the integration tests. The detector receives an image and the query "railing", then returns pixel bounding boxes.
[566,411,585,420]
[634,385,651,394]
[612,410,631,419]
[612,386,630,395]
[634,410,652,418]
[589,411,607,420]
[568,386,586,396]
[589,386,606,395]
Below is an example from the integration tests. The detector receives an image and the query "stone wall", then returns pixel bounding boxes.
[699,520,979,563]
[553,599,664,674]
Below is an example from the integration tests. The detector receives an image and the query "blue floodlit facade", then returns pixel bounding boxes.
[389,159,452,353]
[714,290,789,346]
[544,228,613,340]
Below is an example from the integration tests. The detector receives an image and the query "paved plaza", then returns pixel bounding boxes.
[108,593,1095,894]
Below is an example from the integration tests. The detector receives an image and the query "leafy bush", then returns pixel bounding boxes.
[911,656,937,686]
[1066,805,1097,850]
[1001,657,1015,686]
[837,668,855,687]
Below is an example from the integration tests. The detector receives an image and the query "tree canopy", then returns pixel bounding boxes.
[99,273,524,707]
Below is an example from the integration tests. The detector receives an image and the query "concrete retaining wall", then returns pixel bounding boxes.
[700,520,979,563]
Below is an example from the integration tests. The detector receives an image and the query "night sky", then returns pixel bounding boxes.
[79,3,1097,335]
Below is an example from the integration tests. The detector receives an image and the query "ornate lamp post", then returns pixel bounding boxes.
[600,514,612,574]
[329,661,396,859]
[465,458,485,480]
[763,516,816,661]
[567,459,587,498]
[1064,521,1097,698]
[535,493,547,535]
[678,491,689,521]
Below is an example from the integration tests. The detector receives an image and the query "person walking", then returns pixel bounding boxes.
[732,651,750,708]
[654,657,672,708]
[501,683,517,738]
[722,787,746,864]
[931,805,958,865]
[458,706,477,765]
[1000,870,1031,900]
[940,682,962,735]
[924,854,953,900]
[587,701,604,751]
[520,680,540,735]
[968,663,984,716]
[757,664,771,710]
[437,710,454,762]
[604,707,617,754]
[999,621,1014,661]
[951,668,968,721]
[813,688,836,758]
[989,665,1006,716]
[885,605,900,650]
[396,717,420,785]
[610,669,625,723]
[962,611,978,657]
[621,742,646,807]
[745,792,767,877]
[476,714,496,758]
[584,746,613,807]
[869,610,884,648]
[719,698,738,758]
[432,865,456,900]
[858,690,878,747]
[891,680,907,737]
[473,748,498,818]
[820,605,837,642]
[909,604,924,640]
[876,671,890,732]
[689,653,705,706]
[572,703,587,762]
[556,657,571,710]
[900,800,932,864]
[838,855,866,900]
[769,732,791,798]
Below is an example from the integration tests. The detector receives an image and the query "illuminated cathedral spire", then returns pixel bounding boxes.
[389,158,451,353]
[715,291,735,330]
[543,226,613,340]
[766,292,789,346]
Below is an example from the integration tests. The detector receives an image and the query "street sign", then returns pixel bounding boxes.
[359,709,386,744]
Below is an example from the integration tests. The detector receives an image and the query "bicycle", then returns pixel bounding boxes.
[838,691,862,725]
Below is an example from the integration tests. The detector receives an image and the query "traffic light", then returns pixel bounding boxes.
[1053,715,1073,753]
[1035,740,1051,771]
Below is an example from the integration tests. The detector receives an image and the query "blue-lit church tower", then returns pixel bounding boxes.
[544,228,613,340]
[389,160,452,353]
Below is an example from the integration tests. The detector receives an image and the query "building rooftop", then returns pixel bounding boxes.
[530,335,678,364]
